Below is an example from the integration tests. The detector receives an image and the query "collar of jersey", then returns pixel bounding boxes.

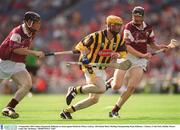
[103,29,115,42]
[132,21,147,30]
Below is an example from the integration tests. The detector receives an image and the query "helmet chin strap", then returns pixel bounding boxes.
[26,21,38,33]
[132,20,143,27]
[133,23,141,27]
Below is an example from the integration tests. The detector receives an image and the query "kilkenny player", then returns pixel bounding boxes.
[60,15,127,119]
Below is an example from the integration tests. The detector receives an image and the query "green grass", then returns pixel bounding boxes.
[0,94,180,124]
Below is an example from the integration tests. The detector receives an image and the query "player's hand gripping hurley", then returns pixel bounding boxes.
[152,39,178,55]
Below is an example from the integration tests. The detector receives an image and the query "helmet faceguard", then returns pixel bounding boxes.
[24,11,41,33]
[132,6,144,27]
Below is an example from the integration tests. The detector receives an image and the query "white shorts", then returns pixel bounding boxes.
[84,67,107,83]
[126,54,148,71]
[0,59,27,79]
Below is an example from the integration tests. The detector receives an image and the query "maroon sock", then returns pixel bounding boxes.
[112,104,120,112]
[6,98,19,108]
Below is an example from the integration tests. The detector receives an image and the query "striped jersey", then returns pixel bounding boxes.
[75,29,127,65]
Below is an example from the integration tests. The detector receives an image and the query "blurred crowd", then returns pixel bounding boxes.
[0,0,179,94]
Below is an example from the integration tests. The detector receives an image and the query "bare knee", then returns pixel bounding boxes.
[21,81,32,90]
[95,85,106,94]
[112,82,122,90]
[112,84,121,90]
[127,85,136,93]
[98,87,106,93]
[26,82,32,90]
[89,96,99,104]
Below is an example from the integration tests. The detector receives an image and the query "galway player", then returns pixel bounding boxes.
[0,11,45,119]
[107,6,170,117]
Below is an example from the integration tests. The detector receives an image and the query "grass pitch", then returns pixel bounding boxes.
[0,94,180,124]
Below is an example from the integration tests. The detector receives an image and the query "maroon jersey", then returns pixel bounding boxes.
[0,24,33,63]
[124,21,155,54]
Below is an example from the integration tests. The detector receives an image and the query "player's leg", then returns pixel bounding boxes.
[0,69,5,84]
[79,68,106,94]
[81,76,106,93]
[66,81,105,106]
[61,93,100,119]
[2,71,32,119]
[73,93,100,110]
[66,68,106,105]
[110,69,126,90]
[65,83,101,105]
[117,67,143,107]
[63,76,105,112]
[109,67,144,117]
[62,72,106,119]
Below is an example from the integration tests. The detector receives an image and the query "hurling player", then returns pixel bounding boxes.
[60,15,127,119]
[0,11,45,119]
[107,6,170,117]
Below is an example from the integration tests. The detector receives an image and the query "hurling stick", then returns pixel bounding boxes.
[66,59,132,70]
[45,50,80,56]
[152,39,178,55]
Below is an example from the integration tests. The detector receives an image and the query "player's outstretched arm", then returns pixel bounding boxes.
[151,39,178,55]
[13,47,45,58]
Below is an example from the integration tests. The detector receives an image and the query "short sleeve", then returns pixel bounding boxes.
[9,33,23,49]
[123,29,134,45]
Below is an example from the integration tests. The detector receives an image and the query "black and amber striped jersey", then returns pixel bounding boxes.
[75,29,127,64]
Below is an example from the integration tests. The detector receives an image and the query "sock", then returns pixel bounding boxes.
[6,98,19,108]
[105,78,113,90]
[76,86,83,94]
[106,82,112,90]
[112,104,120,112]
[64,106,76,113]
